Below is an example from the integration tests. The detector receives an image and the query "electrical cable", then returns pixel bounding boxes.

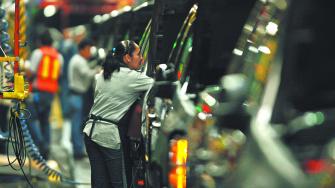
[2,103,91,187]
[6,103,33,188]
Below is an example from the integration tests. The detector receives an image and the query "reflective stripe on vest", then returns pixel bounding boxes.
[36,46,61,93]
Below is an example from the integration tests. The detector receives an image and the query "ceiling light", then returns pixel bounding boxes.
[44,5,57,17]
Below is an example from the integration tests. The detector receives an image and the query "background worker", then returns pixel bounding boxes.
[68,38,101,159]
[57,28,78,122]
[26,30,64,159]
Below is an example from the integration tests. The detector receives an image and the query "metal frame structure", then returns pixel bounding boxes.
[0,0,28,100]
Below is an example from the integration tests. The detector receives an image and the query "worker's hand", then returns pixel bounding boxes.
[95,66,102,74]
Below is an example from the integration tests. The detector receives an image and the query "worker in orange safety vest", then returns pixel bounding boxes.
[26,30,64,159]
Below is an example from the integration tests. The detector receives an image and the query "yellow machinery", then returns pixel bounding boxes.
[0,0,29,101]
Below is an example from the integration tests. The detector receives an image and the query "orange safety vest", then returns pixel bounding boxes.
[35,46,61,93]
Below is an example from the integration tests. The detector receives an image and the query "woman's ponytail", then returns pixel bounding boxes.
[102,40,137,80]
[103,49,119,80]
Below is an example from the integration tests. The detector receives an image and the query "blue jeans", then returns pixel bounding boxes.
[60,79,70,119]
[27,91,54,159]
[84,135,125,188]
[68,93,85,156]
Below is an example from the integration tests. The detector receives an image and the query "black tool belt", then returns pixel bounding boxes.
[86,114,118,138]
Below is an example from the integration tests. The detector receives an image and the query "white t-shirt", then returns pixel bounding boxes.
[83,67,154,149]
[68,54,97,93]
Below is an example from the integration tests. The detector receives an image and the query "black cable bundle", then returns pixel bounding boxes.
[6,103,63,187]
[6,103,34,188]
[4,102,90,187]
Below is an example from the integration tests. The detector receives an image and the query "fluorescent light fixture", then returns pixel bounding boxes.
[110,10,119,17]
[44,5,56,17]
[123,6,131,12]
[93,15,102,23]
[102,13,110,22]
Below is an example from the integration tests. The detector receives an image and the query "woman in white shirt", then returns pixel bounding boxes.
[83,40,153,188]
